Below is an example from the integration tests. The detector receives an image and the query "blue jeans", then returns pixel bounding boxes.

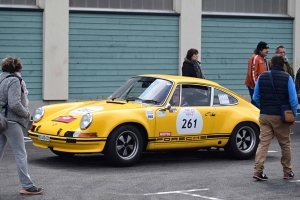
[247,86,259,108]
[0,122,34,189]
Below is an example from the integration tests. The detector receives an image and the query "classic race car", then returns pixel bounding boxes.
[28,74,260,167]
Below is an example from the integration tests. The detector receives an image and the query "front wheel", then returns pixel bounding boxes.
[104,125,143,167]
[225,122,259,160]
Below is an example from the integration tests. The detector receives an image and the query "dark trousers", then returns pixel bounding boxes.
[247,86,259,108]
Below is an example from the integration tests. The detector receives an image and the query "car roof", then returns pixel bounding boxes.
[138,74,221,86]
[137,74,249,102]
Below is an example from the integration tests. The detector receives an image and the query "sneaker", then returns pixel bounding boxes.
[20,186,44,195]
[283,171,294,179]
[253,172,268,181]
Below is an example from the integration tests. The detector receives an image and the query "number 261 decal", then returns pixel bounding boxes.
[176,108,203,134]
[182,119,197,129]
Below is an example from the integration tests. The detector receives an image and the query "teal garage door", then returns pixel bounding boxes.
[69,12,179,100]
[202,17,293,95]
[0,10,43,100]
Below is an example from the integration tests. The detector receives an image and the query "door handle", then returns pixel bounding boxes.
[205,112,216,116]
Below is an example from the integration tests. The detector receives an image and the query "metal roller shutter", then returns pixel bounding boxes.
[0,10,43,100]
[69,12,179,100]
[202,16,293,95]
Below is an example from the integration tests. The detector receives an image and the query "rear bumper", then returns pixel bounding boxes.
[28,132,107,153]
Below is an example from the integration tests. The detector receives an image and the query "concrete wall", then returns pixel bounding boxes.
[174,0,202,75]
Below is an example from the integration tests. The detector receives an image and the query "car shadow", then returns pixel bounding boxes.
[28,148,246,169]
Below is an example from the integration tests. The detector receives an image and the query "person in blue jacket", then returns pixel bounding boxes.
[252,54,298,181]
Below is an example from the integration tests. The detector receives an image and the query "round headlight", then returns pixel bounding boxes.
[33,107,44,122]
[80,113,93,130]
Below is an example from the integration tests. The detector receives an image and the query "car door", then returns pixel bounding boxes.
[154,84,216,149]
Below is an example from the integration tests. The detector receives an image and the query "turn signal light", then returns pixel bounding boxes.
[73,132,97,138]
[79,132,97,137]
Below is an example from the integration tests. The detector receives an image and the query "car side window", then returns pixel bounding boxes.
[170,85,188,107]
[182,85,211,106]
[213,88,238,106]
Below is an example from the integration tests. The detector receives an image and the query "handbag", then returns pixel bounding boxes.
[268,71,295,123]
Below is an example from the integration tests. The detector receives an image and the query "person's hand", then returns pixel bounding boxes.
[24,112,30,119]
[297,94,300,98]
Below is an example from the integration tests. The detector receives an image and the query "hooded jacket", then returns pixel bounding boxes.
[0,72,29,128]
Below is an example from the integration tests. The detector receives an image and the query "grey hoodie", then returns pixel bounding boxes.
[0,72,29,128]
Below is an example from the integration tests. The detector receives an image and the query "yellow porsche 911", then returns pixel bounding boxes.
[29,74,260,167]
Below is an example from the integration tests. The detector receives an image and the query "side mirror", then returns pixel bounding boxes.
[165,103,171,110]
[159,103,177,113]
[158,103,171,112]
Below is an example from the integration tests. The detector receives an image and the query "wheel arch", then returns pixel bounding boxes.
[105,122,148,151]
[224,121,260,145]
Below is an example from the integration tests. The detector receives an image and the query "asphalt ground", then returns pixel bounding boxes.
[1,119,300,199]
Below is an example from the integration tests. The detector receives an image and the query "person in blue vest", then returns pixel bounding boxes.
[252,54,298,181]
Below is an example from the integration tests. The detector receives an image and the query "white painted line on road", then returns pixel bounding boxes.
[268,151,278,153]
[144,188,209,195]
[181,192,223,200]
[24,137,31,140]
[288,180,300,182]
[144,188,223,200]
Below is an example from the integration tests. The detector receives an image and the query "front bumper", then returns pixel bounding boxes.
[28,132,107,153]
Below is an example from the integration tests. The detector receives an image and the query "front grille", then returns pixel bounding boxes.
[66,138,76,143]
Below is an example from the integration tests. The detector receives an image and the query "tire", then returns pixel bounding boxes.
[50,148,75,157]
[225,122,259,160]
[105,125,143,167]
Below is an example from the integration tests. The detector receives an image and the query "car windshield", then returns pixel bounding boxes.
[108,76,173,105]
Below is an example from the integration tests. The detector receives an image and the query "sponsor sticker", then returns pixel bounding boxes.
[53,116,76,123]
[146,109,154,120]
[159,132,171,137]
[70,106,104,116]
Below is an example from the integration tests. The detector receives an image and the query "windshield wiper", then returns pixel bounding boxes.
[142,99,160,105]
[125,96,142,102]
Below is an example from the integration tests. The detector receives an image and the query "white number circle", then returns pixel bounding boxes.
[176,108,203,134]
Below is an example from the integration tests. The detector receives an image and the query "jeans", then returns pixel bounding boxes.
[0,122,34,189]
[247,86,259,108]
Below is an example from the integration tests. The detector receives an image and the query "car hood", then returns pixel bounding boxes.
[33,100,149,135]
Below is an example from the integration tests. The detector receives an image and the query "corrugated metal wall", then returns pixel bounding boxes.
[201,17,293,95]
[0,10,43,100]
[69,12,179,100]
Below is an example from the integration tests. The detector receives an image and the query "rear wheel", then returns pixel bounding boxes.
[225,122,259,159]
[104,125,143,167]
[50,148,75,157]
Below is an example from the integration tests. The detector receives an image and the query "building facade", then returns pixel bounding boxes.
[0,0,299,112]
